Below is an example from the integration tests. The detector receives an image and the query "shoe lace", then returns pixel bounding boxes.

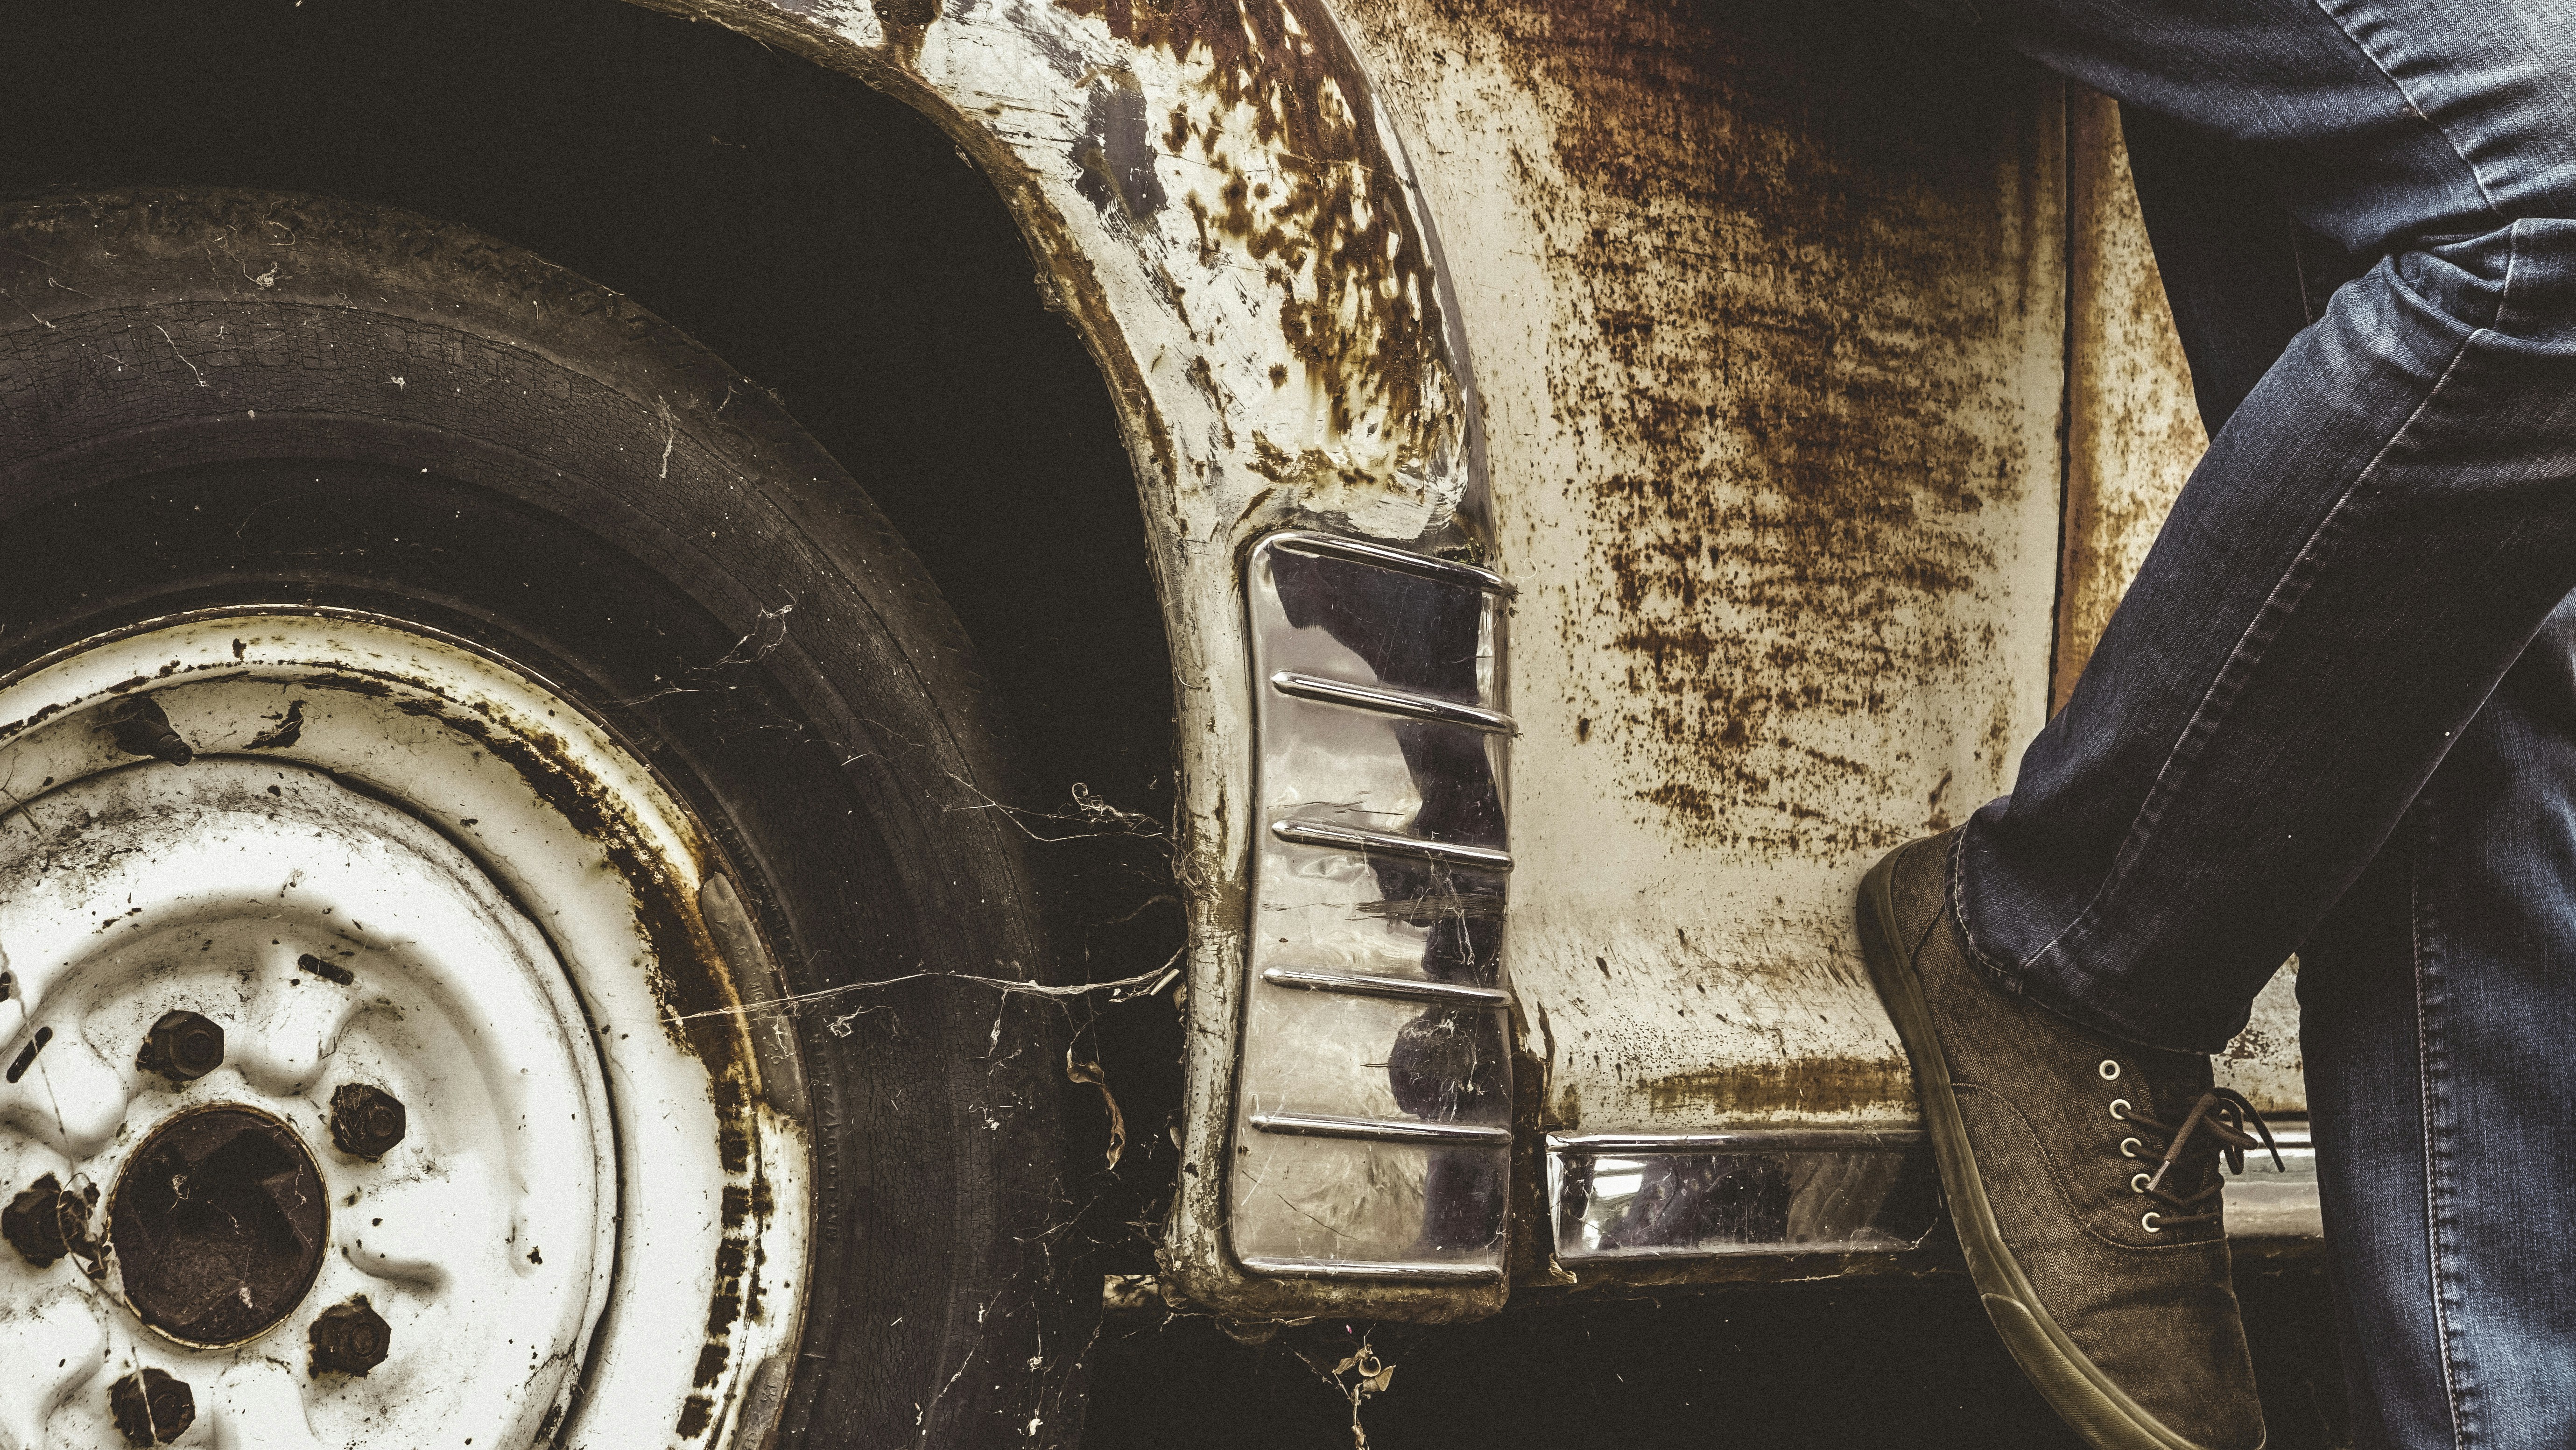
[2121,1086,2282,1230]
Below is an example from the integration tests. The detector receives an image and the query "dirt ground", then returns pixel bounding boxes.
[1083,1267,2348,1448]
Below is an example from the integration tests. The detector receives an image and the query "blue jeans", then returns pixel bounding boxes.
[1943,0,2576,1443]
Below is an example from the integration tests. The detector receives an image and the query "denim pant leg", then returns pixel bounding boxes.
[2109,108,2576,1449]
[1942,0,2576,1052]
[1938,2,2576,1440]
[2298,597,2576,1450]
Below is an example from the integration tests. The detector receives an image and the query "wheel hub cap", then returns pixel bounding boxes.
[108,1105,328,1346]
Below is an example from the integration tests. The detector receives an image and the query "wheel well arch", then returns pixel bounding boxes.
[0,0,1194,1254]
[0,0,1488,1313]
[4,0,1169,817]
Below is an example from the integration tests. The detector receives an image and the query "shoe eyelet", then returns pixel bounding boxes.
[2119,1136,2143,1159]
[2141,1212,2162,1233]
[2108,1098,2132,1121]
[2131,1172,2152,1194]
[2097,1059,2121,1081]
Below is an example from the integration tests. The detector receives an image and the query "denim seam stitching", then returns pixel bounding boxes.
[2495,219,2526,335]
[2013,332,2481,996]
[2306,0,2509,222]
[2409,807,2469,1448]
[1948,829,2033,1003]
[1949,820,2012,984]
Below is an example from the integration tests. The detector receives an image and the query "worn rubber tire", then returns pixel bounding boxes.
[0,188,1089,1447]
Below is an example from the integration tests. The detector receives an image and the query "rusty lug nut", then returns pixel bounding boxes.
[136,1010,225,1083]
[2,1173,93,1267]
[329,1083,407,1159]
[108,1367,194,1447]
[308,1294,392,1377]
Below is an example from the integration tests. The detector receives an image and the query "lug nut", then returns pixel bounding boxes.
[3,1173,93,1267]
[136,1010,224,1083]
[329,1083,407,1159]
[108,1367,194,1446]
[308,1294,392,1377]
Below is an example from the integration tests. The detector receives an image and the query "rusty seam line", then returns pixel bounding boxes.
[2047,88,2078,716]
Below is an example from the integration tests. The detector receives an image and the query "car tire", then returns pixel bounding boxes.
[0,187,1088,1448]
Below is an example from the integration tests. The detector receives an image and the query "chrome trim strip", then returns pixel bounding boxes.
[1549,1128,1941,1262]
[2214,1121,2317,1240]
[1268,671,1517,734]
[1261,966,1511,1007]
[1552,1129,1929,1154]
[1251,1111,1514,1146]
[1263,528,1514,595]
[1269,819,1514,872]
[1547,1121,2320,1261]
[1240,1257,1507,1285]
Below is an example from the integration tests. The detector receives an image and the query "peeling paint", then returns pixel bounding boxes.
[1072,71,1169,224]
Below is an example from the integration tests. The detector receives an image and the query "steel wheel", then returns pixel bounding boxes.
[0,611,800,1447]
[0,190,1082,1448]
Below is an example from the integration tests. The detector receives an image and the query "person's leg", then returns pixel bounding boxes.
[1859,3,2576,1445]
[1952,0,2576,1053]
[2116,104,2372,437]
[2111,106,2316,435]
[2118,103,2576,1450]
[1959,229,2576,1048]
[2299,597,2576,1450]
[2119,85,2576,1449]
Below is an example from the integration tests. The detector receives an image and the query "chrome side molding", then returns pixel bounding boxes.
[1252,1111,1517,1146]
[1269,671,1517,734]
[1260,966,1512,1008]
[1269,819,1514,871]
[1550,1129,1942,1261]
[1230,529,1515,1283]
[2212,1119,2320,1238]
[1238,1257,1507,1284]
[1548,1122,2321,1264]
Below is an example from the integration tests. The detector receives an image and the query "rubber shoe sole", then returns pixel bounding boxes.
[1857,849,2256,1450]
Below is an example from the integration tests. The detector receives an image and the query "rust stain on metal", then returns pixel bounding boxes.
[1349,0,2064,853]
[1643,1054,1911,1118]
[1555,4,2047,854]
[1055,0,1453,466]
[2056,91,2204,711]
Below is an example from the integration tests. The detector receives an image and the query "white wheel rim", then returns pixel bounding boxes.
[0,609,810,1449]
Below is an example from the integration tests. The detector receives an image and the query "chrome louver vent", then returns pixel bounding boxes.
[1231,530,1515,1285]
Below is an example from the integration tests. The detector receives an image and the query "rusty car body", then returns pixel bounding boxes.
[608,0,2299,1318]
[0,0,2314,1441]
